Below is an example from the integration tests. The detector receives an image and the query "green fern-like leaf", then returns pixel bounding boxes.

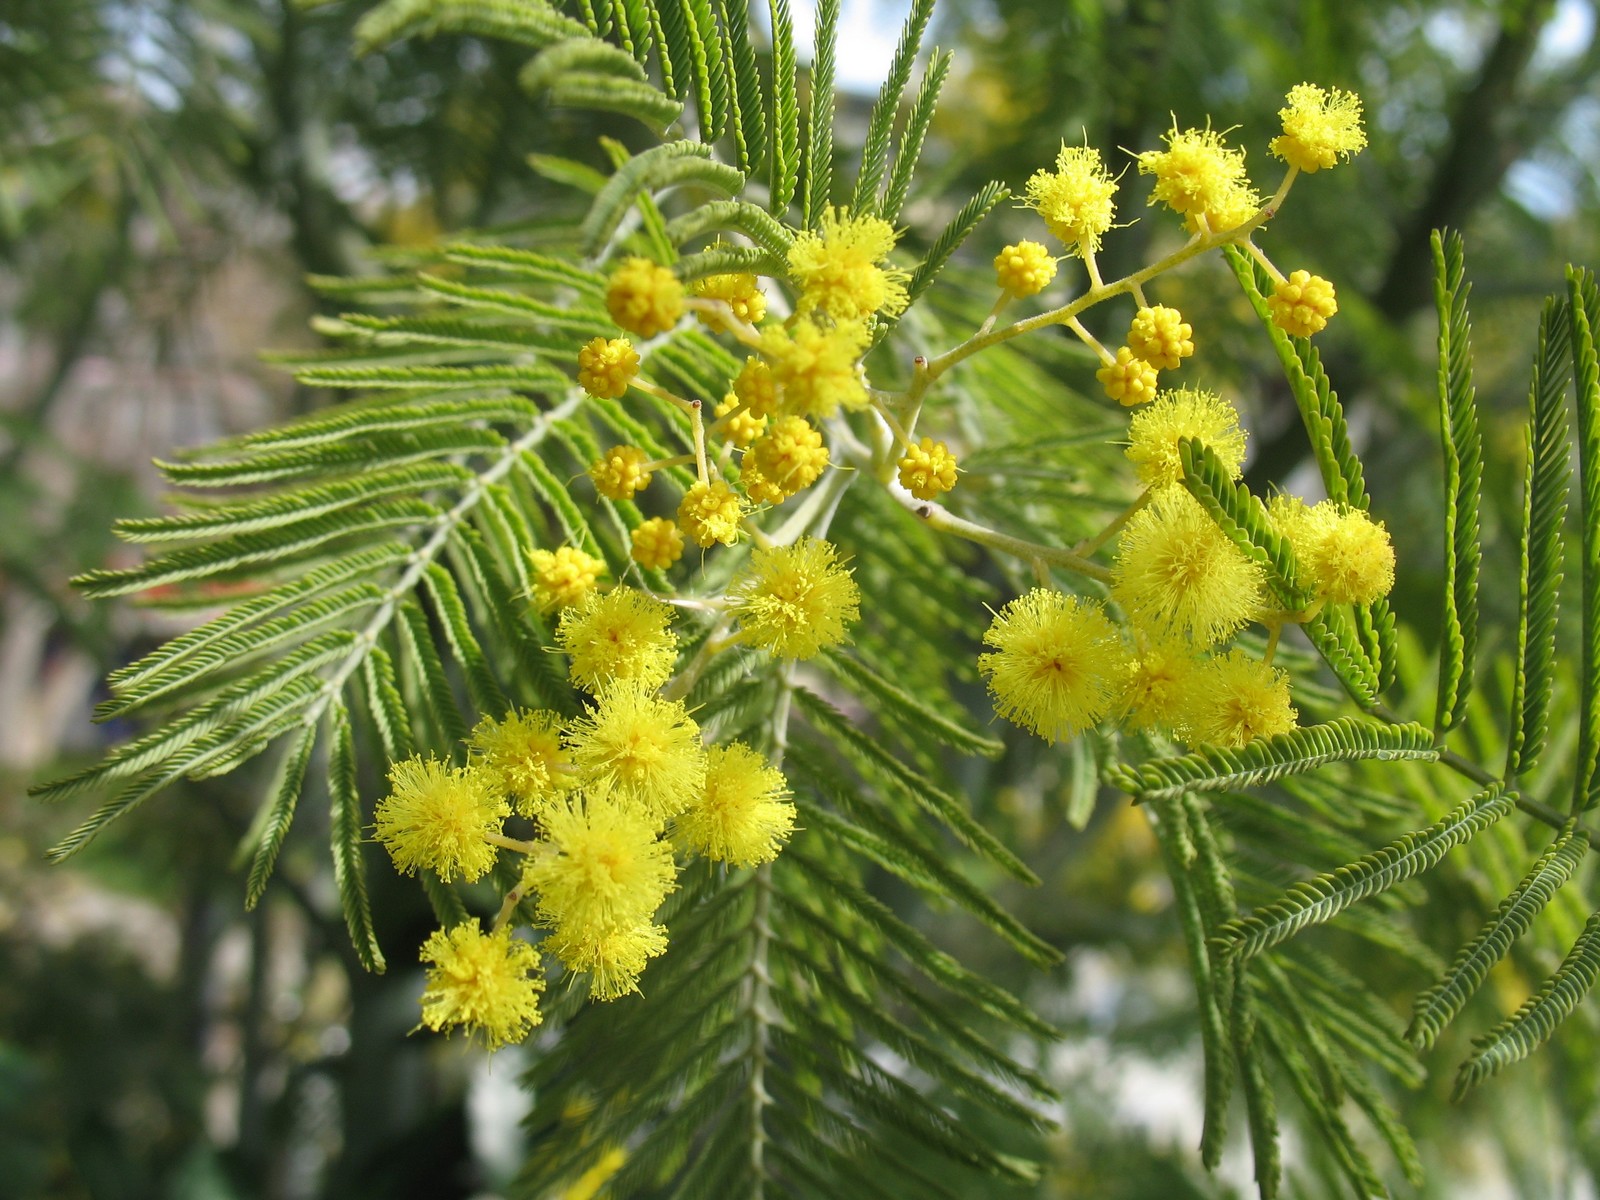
[1570,267,1600,812]
[881,49,949,226]
[1214,784,1513,964]
[1180,438,1309,609]
[1455,907,1600,1096]
[1432,229,1483,735]
[1408,823,1588,1049]
[1504,299,1572,777]
[1105,718,1438,803]
[580,140,743,255]
[355,0,588,54]
[903,181,1007,310]
[800,0,839,226]
[765,0,799,213]
[850,0,933,215]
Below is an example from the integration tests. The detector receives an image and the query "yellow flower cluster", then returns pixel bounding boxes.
[897,437,960,501]
[576,337,639,399]
[994,240,1058,297]
[382,656,805,1040]
[1269,270,1338,338]
[787,206,910,322]
[1024,145,1118,256]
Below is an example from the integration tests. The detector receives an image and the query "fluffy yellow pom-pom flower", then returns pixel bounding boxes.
[728,536,861,660]
[994,240,1058,297]
[674,742,796,867]
[787,206,910,321]
[1097,346,1161,406]
[1270,83,1366,173]
[588,444,653,500]
[713,392,768,446]
[1024,144,1118,256]
[468,708,574,818]
[418,921,544,1050]
[1113,489,1265,646]
[897,437,959,501]
[631,516,685,570]
[1125,388,1247,488]
[1118,638,1199,733]
[1270,496,1395,605]
[542,921,668,1002]
[678,479,744,547]
[1180,649,1297,747]
[1126,306,1195,371]
[576,336,639,399]
[733,356,779,419]
[747,416,829,498]
[979,588,1126,743]
[1138,125,1253,225]
[693,271,767,329]
[761,317,870,419]
[375,757,507,882]
[557,586,679,693]
[605,257,685,338]
[528,545,604,614]
[565,684,707,824]
[526,794,677,938]
[1268,270,1338,337]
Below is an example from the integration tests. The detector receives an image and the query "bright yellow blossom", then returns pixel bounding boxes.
[714,392,767,446]
[1024,144,1118,255]
[1098,346,1161,406]
[733,356,779,419]
[528,546,604,614]
[1113,488,1265,646]
[728,537,861,659]
[1271,83,1366,173]
[674,742,796,867]
[896,437,959,501]
[747,416,829,498]
[588,444,653,500]
[693,271,767,329]
[740,463,788,506]
[994,241,1058,297]
[1118,638,1198,733]
[469,708,575,818]
[557,586,679,693]
[1125,388,1247,488]
[1269,496,1395,605]
[630,517,685,571]
[418,921,544,1050]
[1138,125,1253,227]
[1126,306,1195,371]
[604,257,685,338]
[980,589,1127,743]
[576,336,639,399]
[526,794,677,938]
[542,921,668,1001]
[564,684,707,824]
[1268,270,1337,337]
[787,206,910,321]
[1180,649,1297,747]
[678,479,744,547]
[375,756,507,883]
[761,317,870,419]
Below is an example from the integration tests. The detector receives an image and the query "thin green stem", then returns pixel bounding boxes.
[1073,487,1151,558]
[922,205,1276,383]
[905,497,1114,583]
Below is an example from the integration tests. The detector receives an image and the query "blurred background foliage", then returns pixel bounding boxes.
[3,0,1600,1196]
